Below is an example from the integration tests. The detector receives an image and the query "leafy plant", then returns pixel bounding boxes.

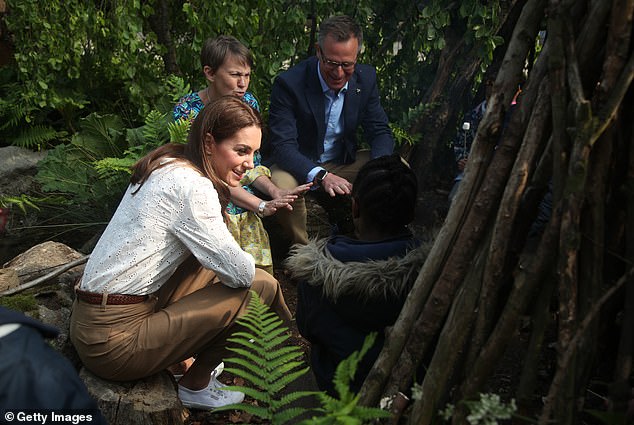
[0,195,41,214]
[216,290,316,424]
[439,393,523,425]
[390,123,421,147]
[297,333,391,425]
[168,118,192,145]
[33,76,189,224]
[217,291,390,425]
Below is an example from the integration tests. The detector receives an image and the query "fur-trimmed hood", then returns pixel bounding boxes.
[284,237,429,302]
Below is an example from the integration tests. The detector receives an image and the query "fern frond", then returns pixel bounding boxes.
[268,366,311,393]
[221,384,271,404]
[223,365,269,389]
[12,125,66,149]
[0,103,28,131]
[168,118,191,144]
[221,291,318,423]
[142,110,170,146]
[272,406,314,425]
[277,391,319,407]
[225,347,269,370]
[0,82,35,131]
[166,75,191,103]
[93,157,135,179]
[297,333,391,425]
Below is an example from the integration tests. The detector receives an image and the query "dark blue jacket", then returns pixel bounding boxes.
[287,235,426,395]
[0,307,106,422]
[267,56,394,181]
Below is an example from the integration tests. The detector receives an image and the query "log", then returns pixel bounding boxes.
[79,368,187,425]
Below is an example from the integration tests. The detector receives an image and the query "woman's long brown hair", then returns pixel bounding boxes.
[130,96,262,213]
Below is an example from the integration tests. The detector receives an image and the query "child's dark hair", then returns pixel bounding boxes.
[352,154,418,232]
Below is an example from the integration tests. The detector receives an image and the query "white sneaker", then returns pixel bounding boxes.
[178,373,244,410]
[173,361,224,381]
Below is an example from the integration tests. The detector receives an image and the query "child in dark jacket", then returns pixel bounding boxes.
[286,154,428,395]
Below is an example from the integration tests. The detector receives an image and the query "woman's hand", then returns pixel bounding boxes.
[268,182,312,200]
[259,194,299,216]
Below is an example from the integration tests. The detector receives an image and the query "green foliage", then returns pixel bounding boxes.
[298,333,391,425]
[439,393,519,424]
[390,123,420,147]
[217,292,390,425]
[216,290,316,424]
[168,118,192,145]
[2,0,506,145]
[0,194,41,213]
[2,0,167,146]
[32,75,188,223]
[3,0,510,230]
[9,125,68,150]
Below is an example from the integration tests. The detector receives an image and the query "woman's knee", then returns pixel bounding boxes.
[250,269,291,321]
[250,269,280,301]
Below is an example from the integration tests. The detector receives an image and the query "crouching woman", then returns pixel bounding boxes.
[70,96,291,410]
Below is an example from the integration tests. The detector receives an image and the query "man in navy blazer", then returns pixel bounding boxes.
[267,15,394,245]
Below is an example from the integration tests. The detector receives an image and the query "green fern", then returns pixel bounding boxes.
[0,100,29,132]
[93,157,136,179]
[0,82,32,131]
[142,110,170,147]
[217,292,391,425]
[11,125,67,149]
[298,333,391,425]
[168,118,191,144]
[215,290,317,425]
[166,75,191,104]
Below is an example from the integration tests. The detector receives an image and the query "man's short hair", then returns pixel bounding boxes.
[318,15,363,53]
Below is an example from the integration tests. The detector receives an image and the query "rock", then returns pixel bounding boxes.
[0,267,19,292]
[3,240,85,285]
[79,368,188,425]
[0,146,47,196]
[1,241,83,360]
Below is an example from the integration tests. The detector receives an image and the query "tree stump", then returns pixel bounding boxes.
[79,368,188,425]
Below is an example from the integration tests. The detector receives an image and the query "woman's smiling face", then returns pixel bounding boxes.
[206,125,261,187]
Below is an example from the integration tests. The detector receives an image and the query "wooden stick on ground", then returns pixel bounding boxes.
[0,255,89,296]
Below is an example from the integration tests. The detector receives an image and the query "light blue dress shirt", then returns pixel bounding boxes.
[307,66,349,184]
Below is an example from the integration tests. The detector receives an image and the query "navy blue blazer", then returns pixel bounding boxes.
[267,56,394,182]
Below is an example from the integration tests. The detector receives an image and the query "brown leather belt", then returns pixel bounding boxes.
[75,288,148,305]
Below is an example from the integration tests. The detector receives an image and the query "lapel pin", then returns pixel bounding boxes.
[356,88,361,94]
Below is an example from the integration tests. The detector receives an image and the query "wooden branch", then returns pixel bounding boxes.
[461,198,561,400]
[539,267,634,424]
[467,76,552,371]
[592,52,634,147]
[614,114,634,384]
[408,238,488,424]
[364,0,549,406]
[0,255,89,296]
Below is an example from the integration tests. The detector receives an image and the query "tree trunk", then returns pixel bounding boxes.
[80,368,186,425]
